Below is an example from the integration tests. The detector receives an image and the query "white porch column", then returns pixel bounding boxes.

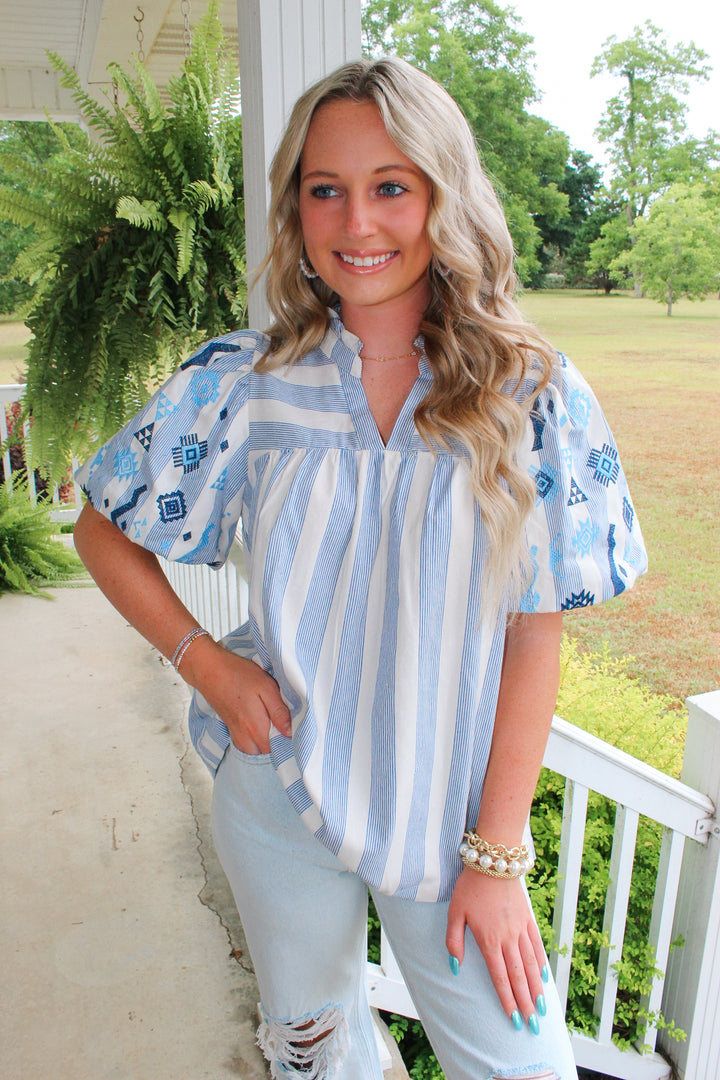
[660,691,720,1079]
[236,0,362,328]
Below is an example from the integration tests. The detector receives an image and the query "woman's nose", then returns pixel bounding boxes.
[343,193,375,237]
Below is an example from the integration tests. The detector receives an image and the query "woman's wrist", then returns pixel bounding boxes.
[459,830,534,879]
[170,626,211,670]
[171,631,223,689]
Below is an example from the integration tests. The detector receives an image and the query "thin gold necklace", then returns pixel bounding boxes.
[360,347,419,364]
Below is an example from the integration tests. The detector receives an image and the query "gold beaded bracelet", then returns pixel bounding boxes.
[459,830,534,879]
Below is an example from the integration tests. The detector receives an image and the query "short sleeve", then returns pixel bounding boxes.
[74,331,267,567]
[516,353,647,613]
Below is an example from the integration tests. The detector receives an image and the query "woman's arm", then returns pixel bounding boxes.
[446,611,563,1032]
[74,502,291,753]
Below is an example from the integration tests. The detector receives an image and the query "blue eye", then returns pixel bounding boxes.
[309,184,338,199]
[378,182,407,197]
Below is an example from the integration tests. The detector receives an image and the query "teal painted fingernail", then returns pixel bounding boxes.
[448,954,460,976]
[511,1010,523,1031]
[528,1013,540,1036]
[536,993,547,1017]
[541,964,549,983]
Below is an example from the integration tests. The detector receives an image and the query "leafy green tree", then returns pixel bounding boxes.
[611,183,720,314]
[0,4,246,477]
[585,213,632,294]
[591,21,714,226]
[530,151,603,286]
[566,199,622,290]
[362,0,570,280]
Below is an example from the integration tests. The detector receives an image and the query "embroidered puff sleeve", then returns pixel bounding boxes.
[74,332,266,568]
[516,353,647,614]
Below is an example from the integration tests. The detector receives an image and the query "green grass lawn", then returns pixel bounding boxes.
[518,290,720,706]
[0,317,30,384]
[3,294,718,704]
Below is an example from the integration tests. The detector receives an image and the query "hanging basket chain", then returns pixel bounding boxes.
[181,0,192,59]
[134,6,145,64]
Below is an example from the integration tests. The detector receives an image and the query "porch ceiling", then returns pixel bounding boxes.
[0,0,239,122]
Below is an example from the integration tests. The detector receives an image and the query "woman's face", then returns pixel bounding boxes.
[298,99,433,319]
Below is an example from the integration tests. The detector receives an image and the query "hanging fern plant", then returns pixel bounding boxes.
[0,2,246,478]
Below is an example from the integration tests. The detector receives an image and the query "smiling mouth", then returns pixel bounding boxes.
[337,251,398,267]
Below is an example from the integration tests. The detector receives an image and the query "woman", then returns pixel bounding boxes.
[74,57,646,1080]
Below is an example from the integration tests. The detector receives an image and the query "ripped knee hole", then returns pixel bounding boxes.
[257,1002,349,1079]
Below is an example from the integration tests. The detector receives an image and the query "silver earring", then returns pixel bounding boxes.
[432,256,451,279]
[300,255,318,280]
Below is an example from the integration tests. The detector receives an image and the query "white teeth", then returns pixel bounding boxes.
[339,252,395,266]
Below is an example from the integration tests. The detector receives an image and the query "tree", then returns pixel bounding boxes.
[591,21,713,227]
[567,199,623,291]
[531,150,602,286]
[611,184,720,314]
[584,210,632,293]
[362,0,570,281]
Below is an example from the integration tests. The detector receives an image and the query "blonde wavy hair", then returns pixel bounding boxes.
[257,57,557,607]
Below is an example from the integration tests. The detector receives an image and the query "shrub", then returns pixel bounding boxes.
[529,638,686,1047]
[0,477,84,595]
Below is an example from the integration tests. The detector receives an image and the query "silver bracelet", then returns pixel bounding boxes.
[171,627,211,671]
[459,830,534,879]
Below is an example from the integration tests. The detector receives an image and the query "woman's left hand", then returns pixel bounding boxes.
[446,867,547,1031]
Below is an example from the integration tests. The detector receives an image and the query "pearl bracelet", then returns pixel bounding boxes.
[459,830,534,879]
[170,626,211,671]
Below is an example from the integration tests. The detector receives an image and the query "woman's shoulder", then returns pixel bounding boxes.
[510,350,596,410]
[179,328,271,375]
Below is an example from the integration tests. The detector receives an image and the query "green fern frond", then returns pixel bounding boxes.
[13,236,63,281]
[48,52,115,137]
[0,187,77,232]
[161,136,190,186]
[116,196,168,231]
[168,208,196,279]
[183,179,220,214]
[133,60,166,121]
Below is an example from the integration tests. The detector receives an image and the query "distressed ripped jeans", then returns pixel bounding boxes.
[212,745,578,1080]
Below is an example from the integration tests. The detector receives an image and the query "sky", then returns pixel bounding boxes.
[505,0,720,172]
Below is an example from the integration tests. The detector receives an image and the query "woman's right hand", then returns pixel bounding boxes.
[181,636,292,755]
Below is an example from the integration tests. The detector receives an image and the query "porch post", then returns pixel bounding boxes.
[236,0,362,329]
[659,691,720,1079]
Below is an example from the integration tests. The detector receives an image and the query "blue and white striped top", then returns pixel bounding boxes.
[76,311,647,901]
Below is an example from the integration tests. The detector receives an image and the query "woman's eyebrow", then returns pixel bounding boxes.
[301,164,421,182]
[301,169,340,181]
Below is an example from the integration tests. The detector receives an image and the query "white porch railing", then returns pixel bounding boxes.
[161,546,720,1080]
[0,384,81,521]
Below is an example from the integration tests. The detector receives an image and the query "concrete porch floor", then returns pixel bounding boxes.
[1,583,273,1079]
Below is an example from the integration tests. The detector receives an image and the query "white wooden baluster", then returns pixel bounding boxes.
[1,394,12,488]
[550,777,589,1009]
[638,827,685,1053]
[594,804,639,1043]
[24,420,37,503]
[366,927,420,1021]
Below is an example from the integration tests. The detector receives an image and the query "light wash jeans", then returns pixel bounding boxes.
[212,745,578,1080]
